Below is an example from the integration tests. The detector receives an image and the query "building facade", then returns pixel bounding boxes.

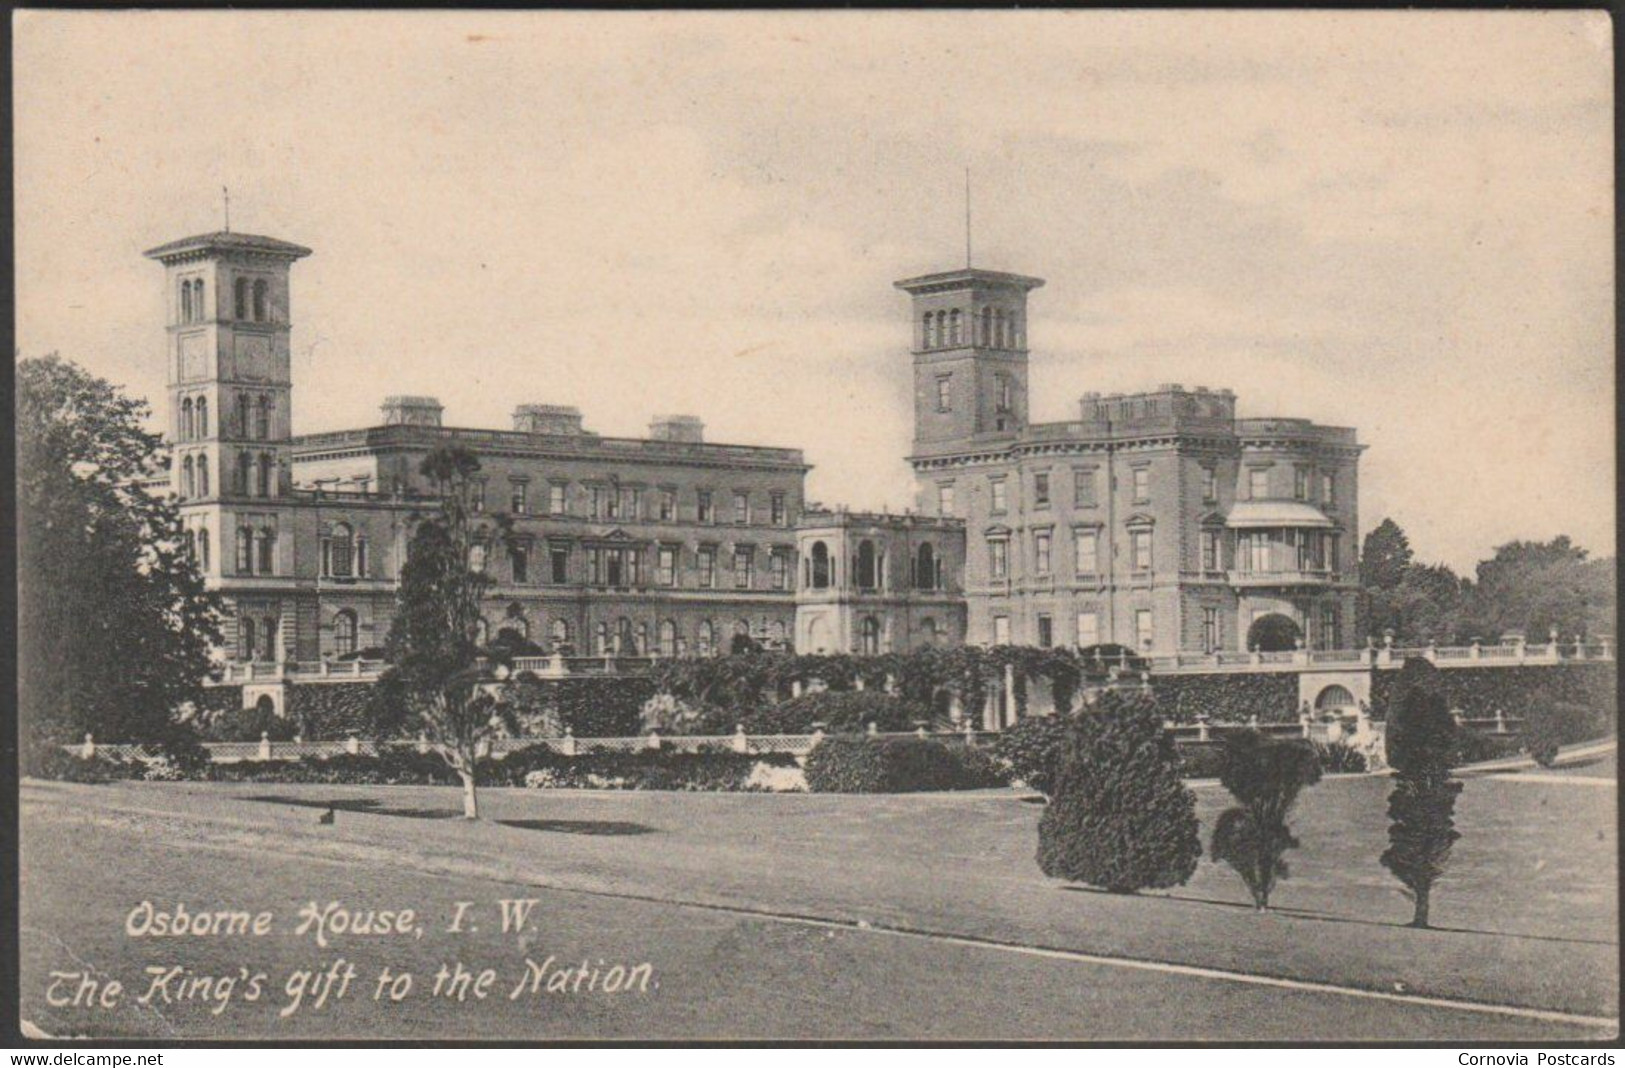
[148,231,808,667]
[793,510,967,655]
[899,268,1362,655]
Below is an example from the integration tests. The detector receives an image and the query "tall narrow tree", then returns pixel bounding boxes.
[1210,732,1322,910]
[1380,659,1463,928]
[373,447,515,819]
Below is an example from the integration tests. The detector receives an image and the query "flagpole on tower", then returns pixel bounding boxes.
[223,186,231,233]
[964,167,972,269]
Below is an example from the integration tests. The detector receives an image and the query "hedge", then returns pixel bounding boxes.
[285,683,375,740]
[1151,672,1300,723]
[803,736,1008,793]
[1369,662,1616,727]
[741,690,919,735]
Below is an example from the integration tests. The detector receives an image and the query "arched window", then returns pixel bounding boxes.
[193,279,206,322]
[614,617,634,654]
[196,397,208,437]
[180,281,193,325]
[237,394,251,439]
[658,620,677,657]
[810,541,831,588]
[354,535,368,578]
[855,540,878,590]
[237,451,252,496]
[255,396,271,440]
[330,523,354,578]
[181,397,194,441]
[635,621,649,656]
[915,543,937,590]
[949,308,962,345]
[550,619,570,650]
[252,279,268,322]
[922,314,935,349]
[468,543,487,573]
[197,528,210,572]
[769,620,786,643]
[263,617,279,662]
[860,616,881,656]
[256,528,275,575]
[595,622,611,655]
[981,306,992,345]
[234,278,248,320]
[919,617,939,648]
[475,618,490,646]
[259,453,274,497]
[196,455,209,497]
[237,526,253,574]
[186,529,198,561]
[994,309,1006,348]
[333,610,358,657]
[181,455,195,498]
[697,620,715,657]
[935,311,947,348]
[240,617,257,660]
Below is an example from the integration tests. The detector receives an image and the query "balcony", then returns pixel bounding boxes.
[1228,568,1338,589]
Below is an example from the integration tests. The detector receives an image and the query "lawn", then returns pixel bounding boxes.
[18,769,1617,1041]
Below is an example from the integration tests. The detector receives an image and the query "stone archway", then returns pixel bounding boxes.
[1248,613,1302,652]
[1314,684,1357,713]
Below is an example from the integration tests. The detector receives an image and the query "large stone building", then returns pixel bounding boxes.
[148,230,807,666]
[898,267,1363,655]
[147,225,1361,668]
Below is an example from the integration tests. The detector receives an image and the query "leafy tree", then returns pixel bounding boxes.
[1036,691,1202,893]
[1210,733,1322,909]
[17,356,220,767]
[1361,518,1415,593]
[1381,660,1463,928]
[371,447,516,818]
[1466,537,1615,643]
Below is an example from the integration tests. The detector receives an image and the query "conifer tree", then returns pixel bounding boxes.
[1037,690,1202,893]
[1380,660,1463,928]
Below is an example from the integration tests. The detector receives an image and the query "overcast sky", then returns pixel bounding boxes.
[15,10,1614,573]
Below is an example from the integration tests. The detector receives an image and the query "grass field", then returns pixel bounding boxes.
[18,763,1617,1041]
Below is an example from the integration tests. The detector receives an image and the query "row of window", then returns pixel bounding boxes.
[920,306,1024,350]
[178,450,282,500]
[803,540,945,592]
[178,396,209,439]
[472,540,794,591]
[989,606,1344,653]
[475,614,785,658]
[986,528,1343,580]
[480,481,790,527]
[943,464,1339,518]
[932,372,1015,415]
[175,277,275,325]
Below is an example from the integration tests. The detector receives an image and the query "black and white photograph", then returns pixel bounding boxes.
[10,8,1618,1045]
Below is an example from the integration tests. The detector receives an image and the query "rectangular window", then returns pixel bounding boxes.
[1132,529,1153,571]
[988,538,1009,579]
[549,545,569,584]
[1295,467,1310,501]
[1132,467,1150,503]
[1076,611,1100,648]
[549,482,567,516]
[733,547,754,589]
[990,477,1007,513]
[1037,614,1053,649]
[587,547,603,585]
[771,492,786,527]
[1322,472,1336,505]
[993,615,1011,646]
[510,544,529,584]
[733,491,750,525]
[510,481,527,515]
[936,376,952,412]
[1034,530,1052,575]
[1248,532,1272,573]
[1297,530,1314,572]
[1203,608,1219,653]
[1201,530,1221,572]
[937,483,956,516]
[1321,607,1342,650]
[697,490,715,524]
[1135,609,1154,651]
[1074,529,1099,575]
[658,546,677,586]
[1034,472,1050,508]
[698,546,716,588]
[1249,469,1269,500]
[591,485,606,519]
[619,486,640,520]
[1202,466,1218,503]
[1328,535,1340,574]
[1074,468,1097,507]
[770,550,789,590]
[995,374,1012,413]
[658,489,676,522]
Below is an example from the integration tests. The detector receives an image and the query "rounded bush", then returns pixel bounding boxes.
[804,736,1007,793]
[993,714,1072,796]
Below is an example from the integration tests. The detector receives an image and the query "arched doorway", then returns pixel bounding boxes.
[1248,613,1302,652]
[1315,684,1357,713]
[255,694,276,718]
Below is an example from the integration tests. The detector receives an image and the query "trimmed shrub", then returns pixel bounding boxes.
[1522,698,1606,766]
[993,714,1073,797]
[1451,727,1524,766]
[1381,660,1463,929]
[803,736,1007,793]
[1209,732,1322,909]
[285,683,374,740]
[1153,672,1300,723]
[1036,691,1202,893]
[1369,661,1616,724]
[1174,742,1228,780]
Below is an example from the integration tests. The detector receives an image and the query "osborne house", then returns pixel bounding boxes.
[147,225,1364,686]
